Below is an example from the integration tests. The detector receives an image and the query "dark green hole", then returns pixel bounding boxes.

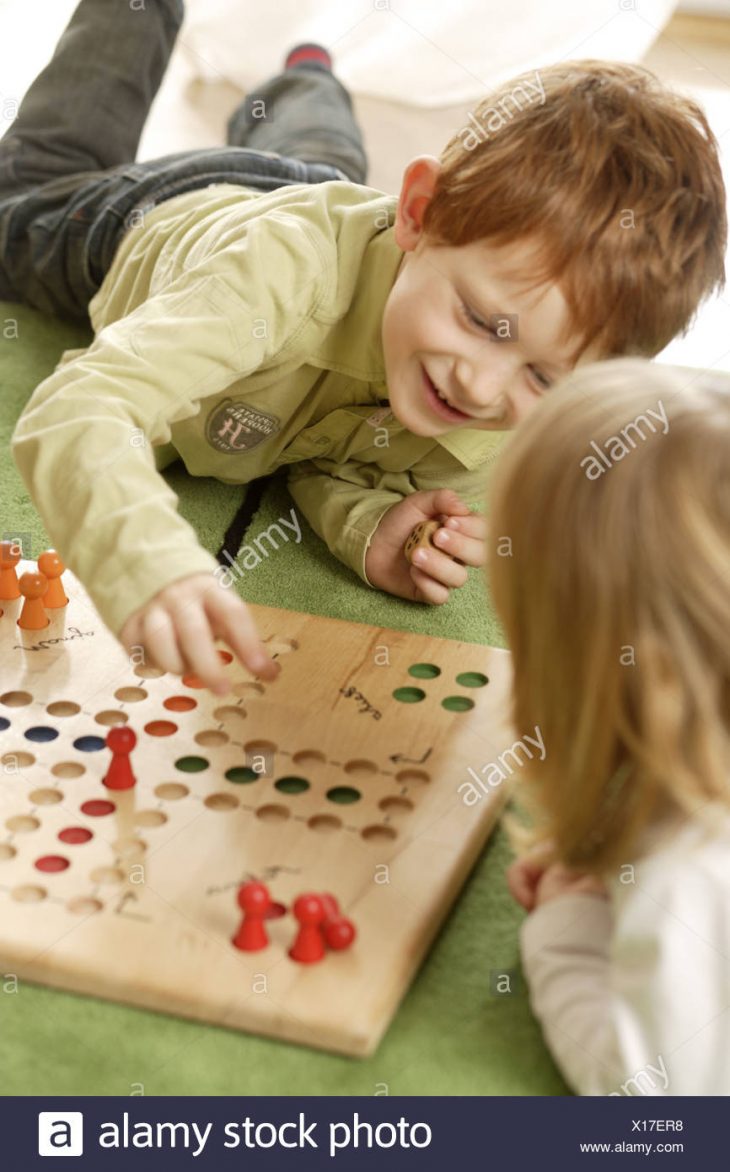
[225,766,259,784]
[442,696,475,713]
[408,663,441,680]
[175,755,209,773]
[392,687,426,704]
[455,672,489,688]
[275,776,310,795]
[326,786,361,805]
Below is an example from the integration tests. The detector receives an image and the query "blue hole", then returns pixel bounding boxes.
[24,726,59,743]
[0,716,9,732]
[73,735,106,753]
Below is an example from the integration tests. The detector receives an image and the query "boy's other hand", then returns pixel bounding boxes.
[366,488,486,604]
[534,863,609,908]
[118,572,281,696]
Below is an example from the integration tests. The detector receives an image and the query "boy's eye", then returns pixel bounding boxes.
[459,299,553,392]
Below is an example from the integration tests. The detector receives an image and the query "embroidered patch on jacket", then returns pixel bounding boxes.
[205,400,281,454]
[365,406,393,427]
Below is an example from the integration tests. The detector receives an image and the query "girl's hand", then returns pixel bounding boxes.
[506,841,557,911]
[534,862,609,907]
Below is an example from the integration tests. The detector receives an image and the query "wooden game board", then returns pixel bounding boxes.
[0,563,515,1057]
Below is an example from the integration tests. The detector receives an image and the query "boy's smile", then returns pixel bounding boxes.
[381,156,601,436]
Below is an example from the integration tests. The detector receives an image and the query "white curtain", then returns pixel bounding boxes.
[181,0,679,107]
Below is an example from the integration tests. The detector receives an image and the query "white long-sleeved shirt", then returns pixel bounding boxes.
[520,814,730,1095]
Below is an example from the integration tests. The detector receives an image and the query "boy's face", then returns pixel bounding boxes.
[381,156,602,435]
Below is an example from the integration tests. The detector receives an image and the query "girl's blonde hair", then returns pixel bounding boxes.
[487,358,730,873]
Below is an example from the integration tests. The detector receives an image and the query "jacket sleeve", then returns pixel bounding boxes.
[286,446,500,587]
[11,219,327,636]
[521,854,730,1095]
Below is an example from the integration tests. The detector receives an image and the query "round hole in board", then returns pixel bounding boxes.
[0,717,9,732]
[292,749,326,767]
[0,691,33,707]
[307,814,342,833]
[195,729,229,748]
[80,799,116,817]
[224,767,258,784]
[46,700,81,717]
[408,663,442,680]
[114,687,148,703]
[392,687,426,704]
[361,825,398,843]
[1,750,35,768]
[93,707,129,726]
[58,827,93,845]
[144,720,177,737]
[231,682,264,698]
[73,736,106,753]
[326,786,361,805]
[181,673,205,689]
[134,809,168,828]
[395,769,431,786]
[30,788,63,806]
[113,843,146,862]
[11,884,47,902]
[217,649,233,664]
[67,897,103,916]
[274,776,310,795]
[267,637,299,655]
[455,671,489,688]
[163,695,197,713]
[24,726,59,743]
[52,761,85,779]
[379,796,414,816]
[114,837,147,861]
[441,695,475,713]
[35,855,70,873]
[243,739,277,755]
[255,804,290,823]
[343,759,378,778]
[6,815,40,833]
[133,665,164,680]
[213,706,247,724]
[90,866,125,885]
[204,793,239,812]
[155,782,189,800]
[174,756,208,773]
[0,843,17,861]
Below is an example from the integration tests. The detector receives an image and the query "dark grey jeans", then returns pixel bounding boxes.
[0,0,368,323]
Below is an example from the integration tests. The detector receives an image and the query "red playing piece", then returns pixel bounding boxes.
[17,571,49,630]
[37,550,68,609]
[102,726,137,790]
[232,881,271,951]
[0,540,21,601]
[320,892,356,952]
[289,893,327,964]
[324,916,356,951]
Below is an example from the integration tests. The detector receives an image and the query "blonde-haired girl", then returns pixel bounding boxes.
[488,358,730,1096]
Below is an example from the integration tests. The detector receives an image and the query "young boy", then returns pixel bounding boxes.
[8,0,727,694]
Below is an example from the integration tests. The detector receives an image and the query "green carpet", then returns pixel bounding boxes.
[0,302,568,1096]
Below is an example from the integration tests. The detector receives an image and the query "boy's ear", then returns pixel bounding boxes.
[393,156,442,252]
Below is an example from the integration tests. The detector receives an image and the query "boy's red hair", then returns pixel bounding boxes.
[424,61,727,359]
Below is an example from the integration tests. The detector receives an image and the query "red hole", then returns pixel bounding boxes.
[35,855,70,873]
[58,827,93,845]
[144,720,178,737]
[164,695,197,712]
[80,799,116,817]
[182,673,204,689]
[218,650,233,664]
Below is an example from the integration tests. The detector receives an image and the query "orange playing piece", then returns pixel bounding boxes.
[17,571,49,630]
[38,550,68,609]
[0,540,21,601]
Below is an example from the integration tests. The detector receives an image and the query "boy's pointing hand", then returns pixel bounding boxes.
[119,572,281,695]
[366,488,486,605]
